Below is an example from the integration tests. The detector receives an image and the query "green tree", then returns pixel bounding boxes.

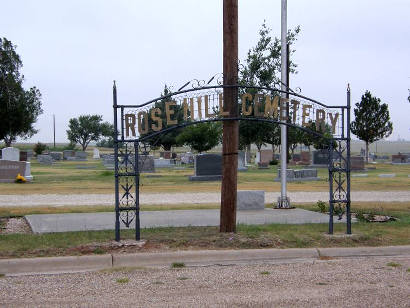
[66,115,113,151]
[142,85,185,151]
[0,38,42,146]
[239,22,300,154]
[176,122,222,153]
[350,91,393,162]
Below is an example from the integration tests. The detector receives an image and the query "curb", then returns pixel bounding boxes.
[1,246,409,276]
[112,248,319,268]
[0,255,112,275]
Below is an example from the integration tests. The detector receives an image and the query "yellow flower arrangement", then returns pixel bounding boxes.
[15,173,27,183]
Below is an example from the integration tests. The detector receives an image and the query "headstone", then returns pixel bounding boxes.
[138,155,155,173]
[163,151,171,159]
[26,150,33,160]
[378,174,396,178]
[258,162,269,169]
[50,152,63,161]
[154,158,175,168]
[171,152,177,159]
[1,147,20,161]
[352,174,368,177]
[392,154,408,164]
[312,150,328,166]
[103,154,115,170]
[0,160,32,182]
[300,151,311,165]
[63,150,76,160]
[274,168,319,182]
[181,152,194,164]
[24,162,33,181]
[75,151,87,161]
[238,151,247,171]
[237,190,265,210]
[291,153,301,163]
[350,156,365,170]
[257,150,273,164]
[189,154,222,181]
[93,148,100,159]
[37,154,53,165]
[19,151,28,162]
[245,151,251,165]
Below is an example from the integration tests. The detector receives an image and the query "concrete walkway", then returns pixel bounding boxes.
[2,190,410,207]
[25,208,345,234]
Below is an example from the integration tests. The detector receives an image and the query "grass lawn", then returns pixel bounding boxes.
[0,160,409,195]
[0,153,409,259]
[0,201,409,259]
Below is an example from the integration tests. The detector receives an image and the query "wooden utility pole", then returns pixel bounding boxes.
[220,0,238,232]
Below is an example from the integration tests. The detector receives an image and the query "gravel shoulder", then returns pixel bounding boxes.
[1,190,410,207]
[0,256,409,307]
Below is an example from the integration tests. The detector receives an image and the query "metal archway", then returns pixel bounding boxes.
[112,81,351,241]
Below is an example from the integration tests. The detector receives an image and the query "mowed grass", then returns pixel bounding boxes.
[0,160,409,195]
[1,215,409,259]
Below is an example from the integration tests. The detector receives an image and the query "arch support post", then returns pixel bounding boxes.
[327,85,352,235]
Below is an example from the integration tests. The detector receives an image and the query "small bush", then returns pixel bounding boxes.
[116,277,129,284]
[316,200,328,213]
[260,271,270,275]
[33,142,47,155]
[333,204,344,219]
[171,262,185,268]
[63,142,77,150]
[269,159,278,165]
[387,262,401,268]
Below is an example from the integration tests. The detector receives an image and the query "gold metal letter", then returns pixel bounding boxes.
[291,99,300,123]
[165,101,177,125]
[204,95,215,118]
[197,97,203,120]
[182,98,189,121]
[253,94,264,117]
[124,114,136,137]
[219,93,229,116]
[151,108,162,131]
[328,112,339,134]
[280,98,289,121]
[264,95,279,118]
[302,104,312,127]
[241,93,253,116]
[137,111,148,134]
[316,109,326,131]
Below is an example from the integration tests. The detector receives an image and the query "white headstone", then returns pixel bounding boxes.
[2,147,20,161]
[93,148,100,159]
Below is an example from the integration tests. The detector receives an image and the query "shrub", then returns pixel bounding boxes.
[63,142,77,150]
[33,142,47,155]
[316,200,328,213]
[269,159,278,165]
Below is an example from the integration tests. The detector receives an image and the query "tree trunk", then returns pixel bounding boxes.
[365,141,369,163]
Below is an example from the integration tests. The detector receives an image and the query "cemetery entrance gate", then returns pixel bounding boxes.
[113,79,351,241]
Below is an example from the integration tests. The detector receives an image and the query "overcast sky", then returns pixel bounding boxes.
[2,0,410,142]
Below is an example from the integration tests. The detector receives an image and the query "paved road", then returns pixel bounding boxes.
[1,190,410,207]
[1,255,409,307]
